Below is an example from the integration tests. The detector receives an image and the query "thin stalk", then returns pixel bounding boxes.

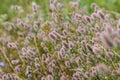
[0,48,15,72]
[33,37,47,75]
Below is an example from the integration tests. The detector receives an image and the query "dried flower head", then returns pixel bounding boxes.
[95,63,108,74]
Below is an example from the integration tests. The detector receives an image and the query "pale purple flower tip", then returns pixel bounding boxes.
[0,62,4,67]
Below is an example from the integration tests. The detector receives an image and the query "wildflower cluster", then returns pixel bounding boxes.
[0,0,120,80]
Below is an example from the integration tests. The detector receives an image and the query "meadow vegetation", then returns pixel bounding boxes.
[0,0,120,80]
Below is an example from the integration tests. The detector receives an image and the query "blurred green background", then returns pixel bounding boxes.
[0,0,120,21]
[0,0,120,13]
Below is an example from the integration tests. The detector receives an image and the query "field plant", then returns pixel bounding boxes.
[0,0,120,80]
